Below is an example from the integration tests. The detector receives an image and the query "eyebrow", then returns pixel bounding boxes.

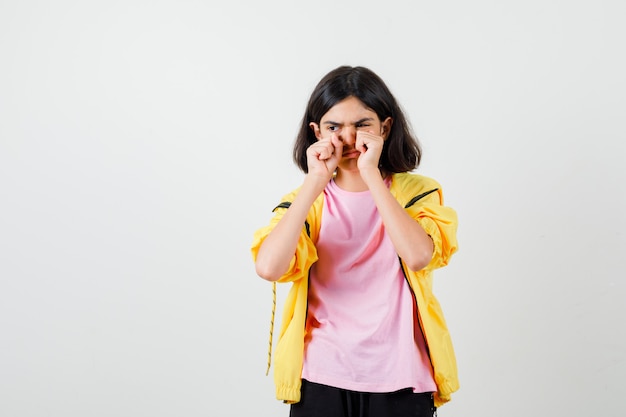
[322,117,375,126]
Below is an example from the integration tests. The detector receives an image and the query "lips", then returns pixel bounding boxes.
[342,149,360,158]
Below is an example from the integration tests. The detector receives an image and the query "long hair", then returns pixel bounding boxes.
[293,66,422,174]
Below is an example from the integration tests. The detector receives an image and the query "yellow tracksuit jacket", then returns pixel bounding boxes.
[251,172,459,407]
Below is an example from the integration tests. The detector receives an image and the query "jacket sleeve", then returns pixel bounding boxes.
[250,195,318,283]
[405,188,458,271]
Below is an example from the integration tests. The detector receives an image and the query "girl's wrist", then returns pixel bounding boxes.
[303,173,330,195]
[359,167,383,186]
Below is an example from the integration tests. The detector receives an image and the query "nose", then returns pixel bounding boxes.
[339,126,357,145]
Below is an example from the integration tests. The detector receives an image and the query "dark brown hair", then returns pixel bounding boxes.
[293,66,422,173]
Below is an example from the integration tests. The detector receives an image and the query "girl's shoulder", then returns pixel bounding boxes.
[275,185,324,215]
[278,186,302,205]
[391,172,442,195]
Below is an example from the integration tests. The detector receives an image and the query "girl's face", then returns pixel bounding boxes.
[309,96,392,171]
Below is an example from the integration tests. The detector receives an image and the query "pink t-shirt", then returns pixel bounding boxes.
[301,178,437,393]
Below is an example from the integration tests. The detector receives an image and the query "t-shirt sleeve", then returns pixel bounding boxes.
[405,188,458,271]
[250,196,318,283]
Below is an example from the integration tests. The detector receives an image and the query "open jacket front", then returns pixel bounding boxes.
[251,172,459,407]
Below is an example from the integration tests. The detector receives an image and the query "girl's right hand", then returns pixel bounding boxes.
[306,133,343,181]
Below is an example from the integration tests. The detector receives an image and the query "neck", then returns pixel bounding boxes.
[334,169,382,192]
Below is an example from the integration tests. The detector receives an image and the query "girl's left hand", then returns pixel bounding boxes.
[356,130,384,173]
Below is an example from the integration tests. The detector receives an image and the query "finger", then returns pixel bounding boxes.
[313,141,334,160]
[359,130,378,141]
[358,130,383,148]
[330,133,343,157]
[356,133,368,153]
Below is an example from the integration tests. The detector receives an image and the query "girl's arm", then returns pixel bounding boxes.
[356,131,433,271]
[255,135,343,281]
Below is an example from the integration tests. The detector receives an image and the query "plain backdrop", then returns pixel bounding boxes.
[1,1,625,416]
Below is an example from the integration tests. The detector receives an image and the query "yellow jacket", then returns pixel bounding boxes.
[251,172,459,407]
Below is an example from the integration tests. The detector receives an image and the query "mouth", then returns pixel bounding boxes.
[342,149,360,158]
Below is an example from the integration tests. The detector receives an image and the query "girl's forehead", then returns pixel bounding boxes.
[322,97,376,120]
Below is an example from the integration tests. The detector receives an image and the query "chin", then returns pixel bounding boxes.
[338,162,360,173]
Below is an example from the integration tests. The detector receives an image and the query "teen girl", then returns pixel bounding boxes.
[251,66,459,417]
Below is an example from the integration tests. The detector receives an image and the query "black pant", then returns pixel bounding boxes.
[290,379,437,417]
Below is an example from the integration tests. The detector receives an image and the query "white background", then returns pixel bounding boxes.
[1,1,625,416]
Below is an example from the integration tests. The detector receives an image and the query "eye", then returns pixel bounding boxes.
[356,122,370,128]
[327,125,339,132]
